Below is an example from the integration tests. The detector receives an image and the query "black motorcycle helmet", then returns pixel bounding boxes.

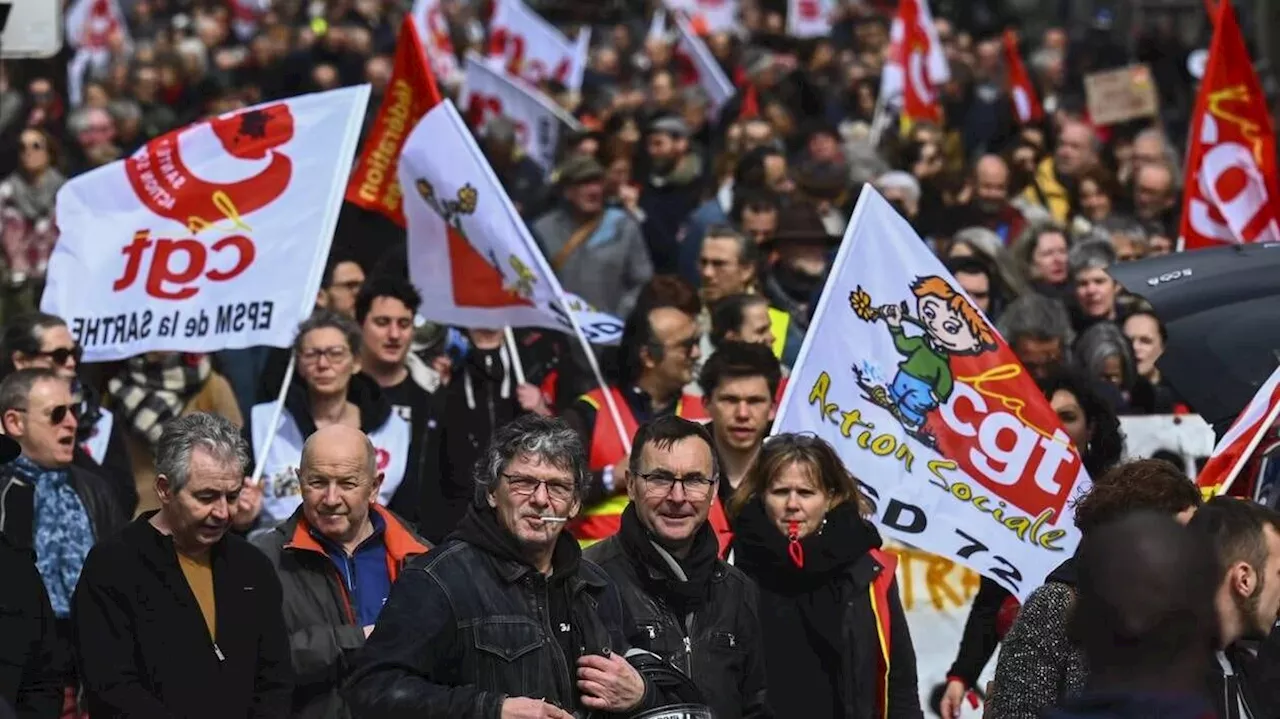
[623,651,713,719]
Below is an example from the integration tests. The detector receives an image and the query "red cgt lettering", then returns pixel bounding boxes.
[113,229,256,300]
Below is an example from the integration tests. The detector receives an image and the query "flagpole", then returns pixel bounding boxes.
[503,326,527,385]
[1216,396,1280,496]
[251,354,295,486]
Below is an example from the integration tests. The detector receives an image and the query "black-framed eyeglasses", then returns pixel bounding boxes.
[32,346,82,366]
[12,403,80,424]
[635,470,716,499]
[503,473,575,502]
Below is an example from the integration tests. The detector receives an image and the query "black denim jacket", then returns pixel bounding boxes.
[343,537,658,719]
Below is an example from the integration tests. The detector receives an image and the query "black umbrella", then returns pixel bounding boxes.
[1107,242,1280,431]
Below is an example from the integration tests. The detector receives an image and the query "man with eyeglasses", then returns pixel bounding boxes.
[585,416,771,719]
[346,414,662,719]
[563,292,711,548]
[0,368,125,714]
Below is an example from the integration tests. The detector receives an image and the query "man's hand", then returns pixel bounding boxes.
[516,384,552,417]
[500,698,574,719]
[577,651,645,713]
[939,678,966,719]
[880,303,902,327]
[231,479,263,531]
[609,456,631,495]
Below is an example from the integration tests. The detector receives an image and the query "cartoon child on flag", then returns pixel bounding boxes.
[850,276,998,440]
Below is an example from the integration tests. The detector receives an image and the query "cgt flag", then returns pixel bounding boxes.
[1197,365,1280,497]
[1003,29,1043,125]
[399,99,622,343]
[773,187,1091,601]
[345,16,441,227]
[43,85,370,362]
[1181,0,1280,250]
[880,0,948,124]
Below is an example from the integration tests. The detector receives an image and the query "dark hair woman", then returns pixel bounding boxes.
[730,433,923,719]
[938,368,1124,718]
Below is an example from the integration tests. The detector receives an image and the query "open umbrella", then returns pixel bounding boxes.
[1107,242,1280,431]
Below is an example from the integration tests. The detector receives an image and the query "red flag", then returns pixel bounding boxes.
[1180,0,1280,250]
[884,0,947,124]
[344,17,442,227]
[1197,366,1280,497]
[739,83,760,120]
[1002,30,1043,124]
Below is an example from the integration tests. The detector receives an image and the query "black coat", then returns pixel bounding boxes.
[0,464,126,553]
[0,533,65,719]
[584,535,772,719]
[70,513,293,719]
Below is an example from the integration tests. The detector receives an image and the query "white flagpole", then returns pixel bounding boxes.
[503,326,527,385]
[250,354,295,486]
[1217,400,1280,496]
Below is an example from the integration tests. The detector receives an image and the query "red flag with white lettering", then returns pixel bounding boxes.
[344,17,442,228]
[1180,0,1280,250]
[880,0,948,124]
[1003,30,1043,125]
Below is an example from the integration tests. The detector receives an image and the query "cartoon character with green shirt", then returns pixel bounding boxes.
[850,276,998,433]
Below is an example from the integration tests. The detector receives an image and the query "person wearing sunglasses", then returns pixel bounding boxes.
[2,311,138,517]
[0,368,126,714]
[0,127,64,292]
[585,416,770,718]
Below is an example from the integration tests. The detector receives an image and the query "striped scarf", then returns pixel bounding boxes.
[108,353,211,447]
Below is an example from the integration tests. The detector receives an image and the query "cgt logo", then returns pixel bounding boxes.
[117,103,295,300]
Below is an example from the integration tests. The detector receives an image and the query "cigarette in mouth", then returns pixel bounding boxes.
[537,516,569,523]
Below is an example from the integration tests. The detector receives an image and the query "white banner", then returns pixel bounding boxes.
[462,55,582,172]
[673,14,735,118]
[773,188,1090,601]
[486,0,589,91]
[411,0,461,85]
[400,100,622,343]
[43,86,370,361]
[1119,414,1217,479]
[664,0,738,34]
[787,0,834,38]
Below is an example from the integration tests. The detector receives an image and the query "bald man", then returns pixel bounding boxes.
[1022,119,1099,222]
[962,154,1026,244]
[253,425,430,718]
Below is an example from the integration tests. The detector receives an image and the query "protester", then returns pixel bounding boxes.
[985,459,1203,718]
[1186,497,1280,718]
[243,310,414,532]
[105,352,243,514]
[1067,239,1122,332]
[354,275,438,524]
[0,127,63,308]
[533,154,653,319]
[698,341,780,513]
[344,414,659,718]
[997,294,1075,380]
[418,327,552,543]
[71,413,292,718]
[1,311,135,515]
[730,433,921,718]
[562,289,709,545]
[1122,310,1180,413]
[945,226,1029,305]
[0,431,66,719]
[0,368,125,716]
[253,424,429,719]
[585,416,770,718]
[1010,221,1072,301]
[946,256,998,317]
[1073,322,1139,411]
[709,294,777,353]
[1045,512,1220,719]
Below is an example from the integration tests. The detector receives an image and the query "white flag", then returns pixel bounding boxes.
[673,14,734,117]
[773,187,1091,601]
[787,0,833,38]
[664,0,738,34]
[487,0,590,91]
[462,55,582,172]
[43,86,370,361]
[400,100,622,344]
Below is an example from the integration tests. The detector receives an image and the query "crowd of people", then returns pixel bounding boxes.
[0,0,1277,717]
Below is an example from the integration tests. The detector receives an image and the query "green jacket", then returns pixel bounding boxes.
[890,325,954,401]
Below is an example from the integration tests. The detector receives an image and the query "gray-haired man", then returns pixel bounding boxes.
[345,414,661,719]
[71,413,292,719]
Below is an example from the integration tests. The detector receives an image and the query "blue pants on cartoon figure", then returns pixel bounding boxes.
[890,371,936,428]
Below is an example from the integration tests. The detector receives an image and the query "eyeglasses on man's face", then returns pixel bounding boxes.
[503,473,576,503]
[634,470,716,499]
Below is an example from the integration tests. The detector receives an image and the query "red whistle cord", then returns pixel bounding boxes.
[787,521,804,568]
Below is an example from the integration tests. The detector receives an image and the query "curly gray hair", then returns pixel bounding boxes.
[473,414,589,507]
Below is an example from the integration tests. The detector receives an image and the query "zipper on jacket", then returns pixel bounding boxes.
[213,643,225,662]
[533,577,573,706]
